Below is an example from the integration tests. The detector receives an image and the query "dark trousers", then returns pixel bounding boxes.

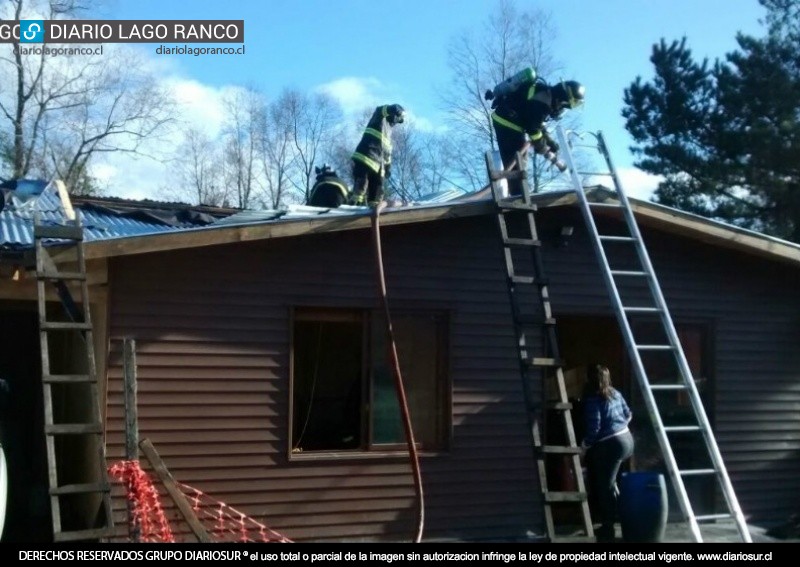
[586,430,635,541]
[351,160,384,204]
[494,126,528,196]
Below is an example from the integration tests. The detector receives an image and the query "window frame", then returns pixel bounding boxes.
[288,305,451,461]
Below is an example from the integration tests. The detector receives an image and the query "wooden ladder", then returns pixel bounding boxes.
[34,207,114,542]
[485,152,594,542]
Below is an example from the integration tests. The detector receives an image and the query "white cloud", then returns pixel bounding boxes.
[162,78,238,138]
[615,167,661,201]
[316,76,387,117]
[91,77,246,201]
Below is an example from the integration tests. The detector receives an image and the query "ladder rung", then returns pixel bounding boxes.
[509,275,536,285]
[34,224,84,240]
[51,482,110,496]
[43,373,97,384]
[40,321,92,331]
[636,344,674,351]
[611,270,647,277]
[696,513,734,523]
[498,200,537,212]
[679,468,717,477]
[600,235,636,242]
[46,423,104,435]
[544,491,588,503]
[549,535,596,543]
[529,357,564,367]
[577,171,613,177]
[514,315,555,326]
[540,445,582,455]
[503,237,541,247]
[664,425,703,433]
[490,169,527,182]
[588,201,621,209]
[623,306,660,313]
[546,401,573,410]
[54,526,114,543]
[650,383,688,391]
[37,271,86,281]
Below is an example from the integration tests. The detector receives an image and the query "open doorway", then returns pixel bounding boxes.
[555,313,716,519]
[556,314,628,443]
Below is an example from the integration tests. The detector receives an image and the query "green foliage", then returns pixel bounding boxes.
[622,0,800,242]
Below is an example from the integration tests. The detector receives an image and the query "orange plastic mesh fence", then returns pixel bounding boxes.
[179,482,292,543]
[109,460,175,543]
[109,460,292,543]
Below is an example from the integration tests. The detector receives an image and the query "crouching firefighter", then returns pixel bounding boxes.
[489,73,585,195]
[350,103,405,206]
[307,164,350,208]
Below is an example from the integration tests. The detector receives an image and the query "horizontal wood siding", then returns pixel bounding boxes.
[106,217,540,542]
[106,208,800,540]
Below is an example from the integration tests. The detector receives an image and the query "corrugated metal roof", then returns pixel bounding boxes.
[4,182,800,266]
[1,180,463,249]
[0,183,214,249]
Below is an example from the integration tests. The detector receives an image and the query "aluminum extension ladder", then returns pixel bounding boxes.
[485,151,594,543]
[554,124,751,543]
[34,209,115,542]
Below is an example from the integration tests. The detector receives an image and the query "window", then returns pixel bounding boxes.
[290,307,449,455]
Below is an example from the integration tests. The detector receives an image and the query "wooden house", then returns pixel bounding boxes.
[1,183,798,542]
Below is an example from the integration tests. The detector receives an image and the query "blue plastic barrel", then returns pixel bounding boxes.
[619,471,668,542]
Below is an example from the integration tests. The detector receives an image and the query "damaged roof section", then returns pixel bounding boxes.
[0,181,239,249]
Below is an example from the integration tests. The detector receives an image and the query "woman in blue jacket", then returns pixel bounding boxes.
[582,364,634,542]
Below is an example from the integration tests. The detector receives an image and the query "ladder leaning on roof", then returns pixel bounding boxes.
[33,180,114,542]
[554,124,751,543]
[485,151,594,543]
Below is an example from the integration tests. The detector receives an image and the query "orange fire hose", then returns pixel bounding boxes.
[371,202,425,543]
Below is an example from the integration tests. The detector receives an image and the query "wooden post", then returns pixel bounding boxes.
[54,179,76,221]
[139,438,212,543]
[122,338,140,543]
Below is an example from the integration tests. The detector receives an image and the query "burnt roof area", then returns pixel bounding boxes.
[71,195,240,227]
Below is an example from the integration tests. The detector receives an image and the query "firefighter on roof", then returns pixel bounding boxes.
[350,103,406,207]
[307,164,349,208]
[490,76,585,195]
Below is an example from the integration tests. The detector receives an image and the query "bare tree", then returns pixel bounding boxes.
[284,89,343,202]
[163,127,227,206]
[0,0,175,193]
[258,90,297,209]
[221,87,262,208]
[440,0,563,191]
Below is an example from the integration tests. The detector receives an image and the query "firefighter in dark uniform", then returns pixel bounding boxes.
[307,164,350,208]
[350,103,406,206]
[491,79,585,195]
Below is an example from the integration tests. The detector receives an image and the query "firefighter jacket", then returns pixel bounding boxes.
[308,171,350,207]
[491,82,555,151]
[352,105,395,176]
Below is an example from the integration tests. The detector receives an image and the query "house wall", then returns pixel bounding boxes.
[105,216,540,543]
[105,208,800,541]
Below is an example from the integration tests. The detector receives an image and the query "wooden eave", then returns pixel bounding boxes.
[73,191,800,268]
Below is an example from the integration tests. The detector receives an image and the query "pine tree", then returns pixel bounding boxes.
[622,0,800,242]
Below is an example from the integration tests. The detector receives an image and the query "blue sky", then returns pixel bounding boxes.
[94,0,768,200]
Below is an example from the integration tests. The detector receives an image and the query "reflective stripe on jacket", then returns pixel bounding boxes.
[352,105,394,175]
